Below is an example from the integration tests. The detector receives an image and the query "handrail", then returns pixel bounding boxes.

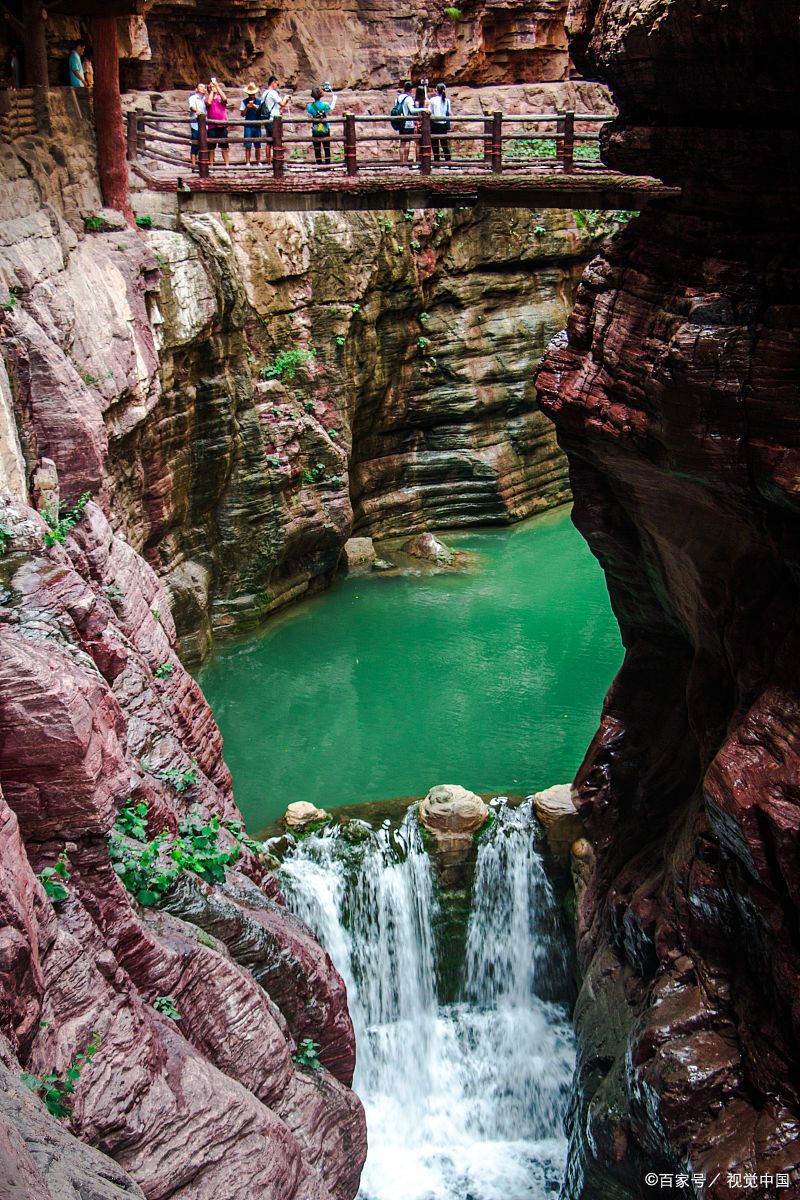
[126,107,612,180]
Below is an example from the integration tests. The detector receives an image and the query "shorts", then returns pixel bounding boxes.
[208,123,228,149]
[191,125,199,152]
[243,123,262,149]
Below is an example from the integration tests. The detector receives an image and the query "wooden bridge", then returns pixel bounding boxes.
[128,108,679,214]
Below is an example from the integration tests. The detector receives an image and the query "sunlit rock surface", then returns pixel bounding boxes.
[536,1,800,1194]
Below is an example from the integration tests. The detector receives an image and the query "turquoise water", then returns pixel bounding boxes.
[196,506,622,830]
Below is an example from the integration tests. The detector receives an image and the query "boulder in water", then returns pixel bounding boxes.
[402,531,455,564]
[533,783,583,865]
[284,801,331,831]
[341,537,376,571]
[419,784,488,835]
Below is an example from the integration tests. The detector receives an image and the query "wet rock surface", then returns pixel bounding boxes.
[536,1,800,1195]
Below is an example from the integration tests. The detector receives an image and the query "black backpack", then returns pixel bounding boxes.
[390,94,409,133]
[258,94,273,121]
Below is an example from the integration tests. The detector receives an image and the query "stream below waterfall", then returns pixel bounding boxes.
[279,799,575,1200]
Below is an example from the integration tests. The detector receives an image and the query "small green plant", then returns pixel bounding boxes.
[37,852,70,904]
[267,455,281,468]
[171,809,241,883]
[292,1038,322,1069]
[109,831,178,905]
[328,428,339,439]
[417,336,431,353]
[335,335,345,347]
[303,462,327,484]
[259,348,316,381]
[154,662,174,680]
[0,522,12,557]
[303,399,317,414]
[153,762,198,794]
[84,215,103,232]
[443,5,462,19]
[419,312,429,322]
[351,303,361,314]
[114,799,148,841]
[154,995,182,1020]
[21,1037,102,1121]
[434,209,446,226]
[410,239,421,250]
[404,209,415,222]
[613,209,640,225]
[43,492,92,547]
[196,929,218,949]
[533,225,546,236]
[103,583,125,605]
[154,252,168,269]
[1,291,17,313]
[382,218,395,233]
[135,215,154,229]
[152,608,161,623]
[272,406,282,417]
[224,818,263,856]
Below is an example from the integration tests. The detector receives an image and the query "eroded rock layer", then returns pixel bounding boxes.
[536,1,800,1195]
[2,90,614,660]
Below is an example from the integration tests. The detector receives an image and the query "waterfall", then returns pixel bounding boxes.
[279,802,575,1200]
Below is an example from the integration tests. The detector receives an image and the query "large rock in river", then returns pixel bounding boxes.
[419,785,488,835]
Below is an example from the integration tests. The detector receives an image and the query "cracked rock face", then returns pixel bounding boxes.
[536,1,800,1195]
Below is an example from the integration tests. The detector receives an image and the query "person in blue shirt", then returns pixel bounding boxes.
[306,84,336,166]
[69,41,86,88]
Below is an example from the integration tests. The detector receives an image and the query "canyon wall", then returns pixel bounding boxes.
[0,64,615,1196]
[119,0,575,92]
[536,1,800,1196]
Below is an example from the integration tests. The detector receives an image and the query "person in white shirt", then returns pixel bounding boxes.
[261,75,291,165]
[429,82,452,163]
[188,83,208,168]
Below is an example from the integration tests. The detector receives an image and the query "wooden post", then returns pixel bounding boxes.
[344,112,357,176]
[92,16,133,223]
[272,115,285,178]
[126,109,138,162]
[483,114,492,166]
[491,110,503,172]
[559,110,575,172]
[419,110,432,176]
[198,112,209,178]
[22,0,48,89]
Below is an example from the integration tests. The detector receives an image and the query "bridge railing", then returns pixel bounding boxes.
[127,108,611,179]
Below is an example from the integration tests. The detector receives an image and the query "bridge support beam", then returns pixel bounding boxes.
[92,16,133,223]
[22,0,49,88]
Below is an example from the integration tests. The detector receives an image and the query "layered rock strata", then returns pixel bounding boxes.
[0,492,366,1200]
[119,0,576,92]
[536,1,800,1195]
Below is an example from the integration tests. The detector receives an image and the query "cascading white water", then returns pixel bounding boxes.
[279,802,575,1200]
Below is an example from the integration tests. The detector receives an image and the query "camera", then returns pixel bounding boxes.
[323,80,332,92]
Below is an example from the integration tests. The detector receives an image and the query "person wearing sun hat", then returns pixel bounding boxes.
[240,81,263,165]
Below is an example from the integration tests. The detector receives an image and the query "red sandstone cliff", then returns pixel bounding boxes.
[536,2,800,1196]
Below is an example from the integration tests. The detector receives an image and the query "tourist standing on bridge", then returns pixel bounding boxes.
[307,84,337,166]
[261,76,291,166]
[188,82,208,169]
[207,78,230,168]
[68,41,86,88]
[429,83,451,163]
[392,80,415,165]
[241,83,262,166]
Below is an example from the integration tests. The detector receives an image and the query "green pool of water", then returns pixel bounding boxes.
[196,506,622,830]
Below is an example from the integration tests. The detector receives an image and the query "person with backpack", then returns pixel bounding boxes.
[240,82,263,165]
[260,75,291,165]
[429,82,452,163]
[188,82,208,169]
[306,83,337,166]
[390,80,415,165]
